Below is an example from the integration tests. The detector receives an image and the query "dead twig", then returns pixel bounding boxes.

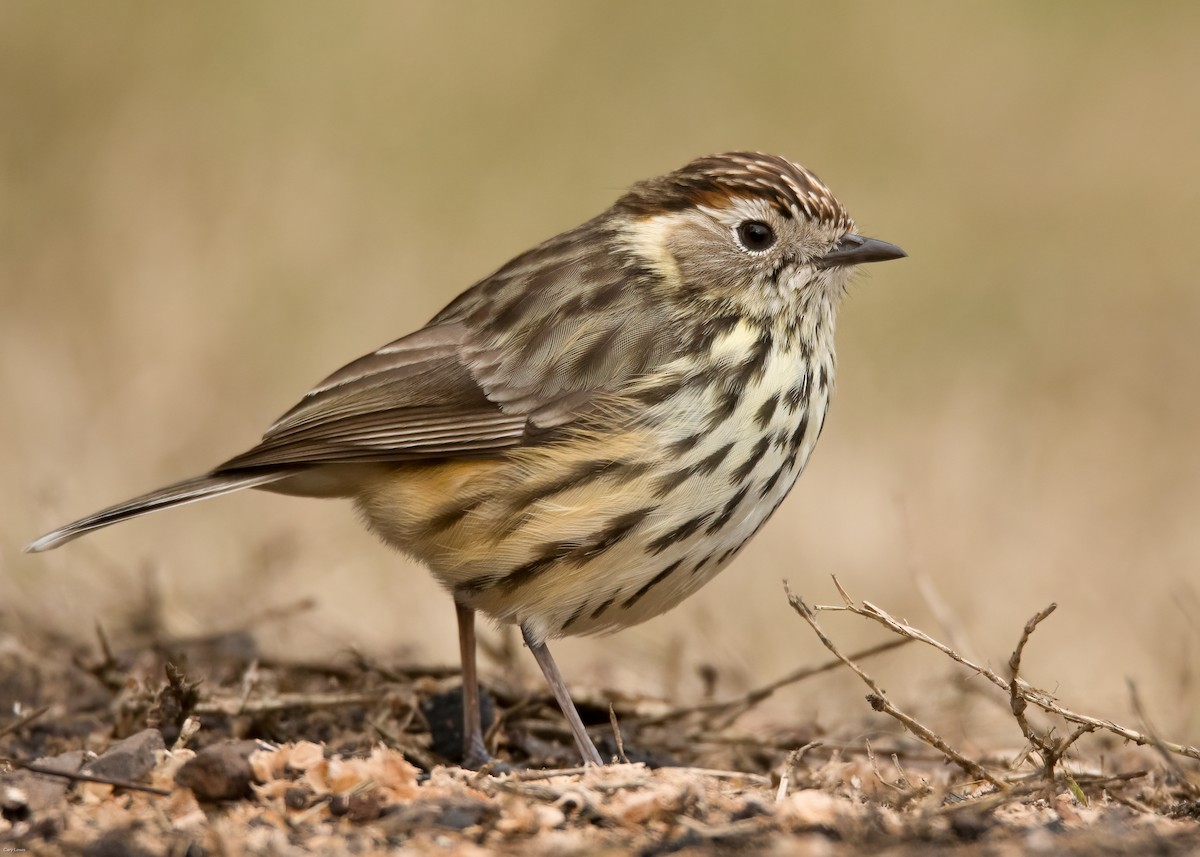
[1007,603,1057,746]
[635,637,912,727]
[236,659,261,715]
[866,739,905,793]
[195,691,382,716]
[1128,679,1200,798]
[892,755,913,790]
[1007,603,1092,782]
[932,778,1048,815]
[0,704,51,741]
[817,579,1200,763]
[75,619,124,691]
[349,649,460,683]
[608,704,630,764]
[786,582,1005,790]
[775,742,820,804]
[913,570,979,664]
[505,765,595,781]
[3,758,171,797]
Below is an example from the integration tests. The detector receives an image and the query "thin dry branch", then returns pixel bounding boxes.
[1008,603,1057,714]
[785,582,1005,790]
[505,765,596,782]
[818,579,1200,763]
[913,570,980,663]
[1007,603,1071,778]
[4,758,171,797]
[1128,679,1200,798]
[774,743,820,803]
[0,704,50,740]
[866,740,905,793]
[634,637,912,727]
[608,704,630,764]
[194,691,383,716]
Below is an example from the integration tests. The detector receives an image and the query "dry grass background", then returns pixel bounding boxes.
[3,2,1199,756]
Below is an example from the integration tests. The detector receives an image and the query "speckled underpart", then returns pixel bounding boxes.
[354,154,857,641]
[357,306,839,641]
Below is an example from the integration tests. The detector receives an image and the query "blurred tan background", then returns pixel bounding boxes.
[3,4,1198,748]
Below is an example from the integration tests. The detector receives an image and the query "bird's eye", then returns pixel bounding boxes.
[735,220,776,252]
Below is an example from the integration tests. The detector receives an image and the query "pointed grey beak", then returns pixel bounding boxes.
[816,234,907,269]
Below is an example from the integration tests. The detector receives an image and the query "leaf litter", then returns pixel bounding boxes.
[1,579,1198,855]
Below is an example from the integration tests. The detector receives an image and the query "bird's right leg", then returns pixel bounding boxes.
[455,601,492,769]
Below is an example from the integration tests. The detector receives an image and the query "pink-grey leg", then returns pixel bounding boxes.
[521,624,605,766]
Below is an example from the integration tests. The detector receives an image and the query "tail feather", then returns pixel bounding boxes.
[25,471,292,553]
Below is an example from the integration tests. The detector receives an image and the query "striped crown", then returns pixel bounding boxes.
[617,151,853,231]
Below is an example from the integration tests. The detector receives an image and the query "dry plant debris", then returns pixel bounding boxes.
[0,582,1198,855]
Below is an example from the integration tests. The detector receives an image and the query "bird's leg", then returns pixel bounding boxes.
[455,601,491,768]
[520,624,605,766]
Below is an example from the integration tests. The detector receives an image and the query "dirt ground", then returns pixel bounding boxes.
[2,591,1198,857]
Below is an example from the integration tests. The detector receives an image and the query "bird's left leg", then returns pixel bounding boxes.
[520,624,605,766]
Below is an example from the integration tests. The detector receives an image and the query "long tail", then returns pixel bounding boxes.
[25,471,292,553]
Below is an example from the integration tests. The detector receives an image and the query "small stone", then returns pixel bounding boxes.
[175,740,260,802]
[383,798,499,834]
[329,791,382,823]
[284,787,309,810]
[82,730,165,784]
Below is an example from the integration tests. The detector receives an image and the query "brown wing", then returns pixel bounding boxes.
[214,218,677,475]
[214,323,530,471]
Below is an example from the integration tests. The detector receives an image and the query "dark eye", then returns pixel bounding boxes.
[736,220,776,252]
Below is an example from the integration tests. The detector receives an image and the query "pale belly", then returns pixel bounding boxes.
[356,345,834,641]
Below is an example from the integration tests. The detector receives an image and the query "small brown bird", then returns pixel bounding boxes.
[28,152,904,766]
